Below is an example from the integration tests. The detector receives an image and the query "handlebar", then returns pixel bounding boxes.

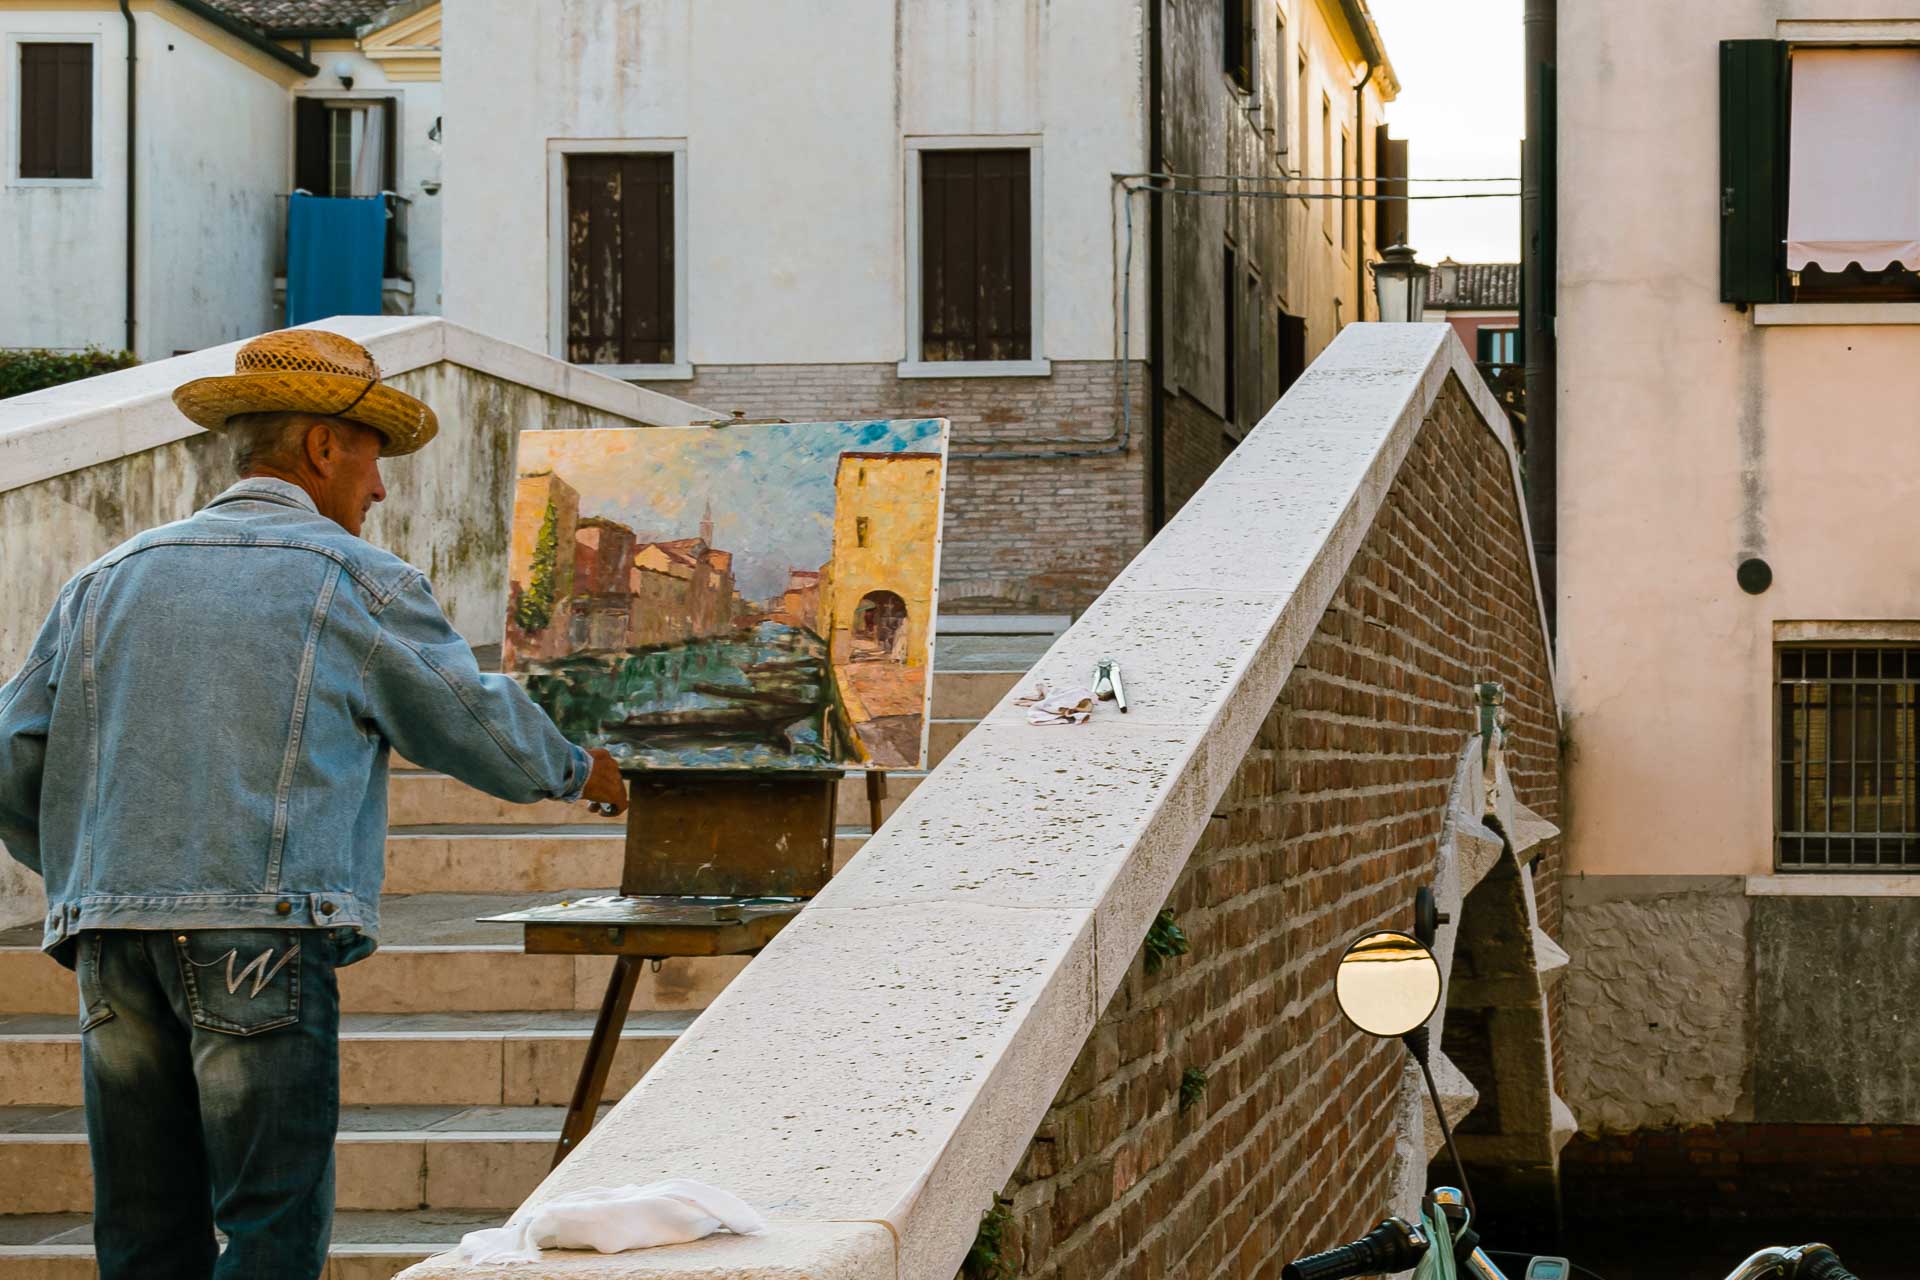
[1281,1217,1428,1280]
[1797,1246,1859,1280]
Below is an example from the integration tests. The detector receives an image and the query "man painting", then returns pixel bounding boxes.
[0,329,630,1279]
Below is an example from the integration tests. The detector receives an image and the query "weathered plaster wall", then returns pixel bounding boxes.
[1560,876,1751,1135]
[442,0,1146,366]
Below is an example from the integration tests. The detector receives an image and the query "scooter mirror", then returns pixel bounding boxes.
[1335,929,1443,1038]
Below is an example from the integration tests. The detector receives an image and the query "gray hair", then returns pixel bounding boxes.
[227,411,329,475]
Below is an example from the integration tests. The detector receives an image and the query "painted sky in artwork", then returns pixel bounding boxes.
[515,419,945,603]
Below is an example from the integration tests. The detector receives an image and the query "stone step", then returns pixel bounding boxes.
[0,942,750,1019]
[0,1105,588,1214]
[0,1010,692,1108]
[382,826,871,895]
[389,769,923,828]
[0,892,763,1017]
[0,1209,489,1279]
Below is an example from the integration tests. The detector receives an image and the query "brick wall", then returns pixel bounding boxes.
[638,361,1149,614]
[981,375,1560,1278]
[1161,389,1233,521]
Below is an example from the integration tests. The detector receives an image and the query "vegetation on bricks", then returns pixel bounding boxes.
[1143,907,1190,974]
[961,1195,1016,1280]
[1179,1066,1208,1113]
[0,347,138,400]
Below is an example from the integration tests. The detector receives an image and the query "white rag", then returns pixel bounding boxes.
[1016,682,1097,726]
[450,1179,768,1264]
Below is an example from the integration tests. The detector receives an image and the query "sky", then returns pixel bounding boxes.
[1368,0,1522,264]
[517,419,946,604]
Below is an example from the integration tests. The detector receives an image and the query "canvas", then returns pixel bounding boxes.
[502,420,948,772]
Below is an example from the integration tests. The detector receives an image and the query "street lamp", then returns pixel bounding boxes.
[1370,242,1431,323]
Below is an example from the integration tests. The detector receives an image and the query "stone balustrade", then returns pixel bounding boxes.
[398,322,1564,1280]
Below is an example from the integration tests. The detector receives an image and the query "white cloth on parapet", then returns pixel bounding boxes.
[450,1179,768,1264]
[1017,682,1097,726]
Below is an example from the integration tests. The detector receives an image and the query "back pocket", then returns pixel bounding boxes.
[173,930,302,1036]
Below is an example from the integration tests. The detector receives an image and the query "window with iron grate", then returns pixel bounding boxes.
[1777,645,1920,870]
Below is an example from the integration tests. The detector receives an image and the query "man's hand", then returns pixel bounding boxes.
[580,747,630,817]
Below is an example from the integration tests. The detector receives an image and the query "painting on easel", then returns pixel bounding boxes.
[502,420,948,771]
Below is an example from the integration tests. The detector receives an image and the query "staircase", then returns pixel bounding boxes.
[0,621,1059,1277]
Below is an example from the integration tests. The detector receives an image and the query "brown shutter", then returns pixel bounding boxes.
[920,149,1031,362]
[1222,245,1237,426]
[566,154,674,366]
[19,43,91,180]
[1375,126,1409,248]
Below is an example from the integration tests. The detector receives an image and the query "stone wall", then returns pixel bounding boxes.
[638,361,1148,614]
[985,374,1562,1277]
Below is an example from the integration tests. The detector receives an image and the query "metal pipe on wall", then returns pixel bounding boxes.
[1522,0,1556,633]
[118,0,136,356]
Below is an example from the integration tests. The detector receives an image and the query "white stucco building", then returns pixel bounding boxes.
[0,0,443,362]
[441,0,1400,612]
[1557,0,1920,1216]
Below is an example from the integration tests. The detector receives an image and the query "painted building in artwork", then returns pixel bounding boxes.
[439,0,1398,614]
[825,451,943,768]
[0,0,445,361]
[503,468,577,665]
[572,515,639,650]
[776,568,825,635]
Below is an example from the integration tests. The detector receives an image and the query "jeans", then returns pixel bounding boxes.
[76,928,343,1280]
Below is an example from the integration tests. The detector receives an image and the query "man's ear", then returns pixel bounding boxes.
[303,418,340,476]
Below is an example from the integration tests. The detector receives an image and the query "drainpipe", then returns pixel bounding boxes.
[1353,61,1372,321]
[118,0,136,356]
[1522,0,1556,632]
[1147,0,1167,530]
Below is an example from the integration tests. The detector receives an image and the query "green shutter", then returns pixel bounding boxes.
[1721,39,1788,304]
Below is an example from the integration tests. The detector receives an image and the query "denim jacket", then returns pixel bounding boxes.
[0,478,590,964]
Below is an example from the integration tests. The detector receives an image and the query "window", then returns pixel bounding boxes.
[1296,52,1309,185]
[1722,41,1920,303]
[1270,17,1287,156]
[919,148,1032,363]
[1777,645,1920,870]
[1477,327,1518,364]
[1277,309,1306,396]
[564,152,675,366]
[1321,95,1333,240]
[1222,244,1237,426]
[18,42,91,180]
[294,98,396,198]
[1339,127,1351,253]
[856,516,870,548]
[1224,0,1250,92]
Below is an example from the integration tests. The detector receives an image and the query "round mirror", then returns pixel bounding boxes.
[1335,930,1443,1038]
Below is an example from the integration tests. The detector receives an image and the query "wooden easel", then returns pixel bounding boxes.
[482,768,889,1165]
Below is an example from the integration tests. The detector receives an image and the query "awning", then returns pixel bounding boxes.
[1788,47,1920,273]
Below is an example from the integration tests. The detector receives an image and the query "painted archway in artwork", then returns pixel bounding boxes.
[851,590,909,660]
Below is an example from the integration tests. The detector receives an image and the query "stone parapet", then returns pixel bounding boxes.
[398,324,1561,1280]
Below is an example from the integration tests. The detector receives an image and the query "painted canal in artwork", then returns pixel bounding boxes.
[521,622,843,769]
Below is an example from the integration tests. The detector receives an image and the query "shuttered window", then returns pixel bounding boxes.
[19,42,91,180]
[920,149,1032,362]
[566,153,675,366]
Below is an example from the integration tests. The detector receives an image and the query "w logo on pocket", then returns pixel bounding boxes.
[207,943,302,999]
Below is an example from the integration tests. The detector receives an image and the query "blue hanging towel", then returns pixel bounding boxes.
[285,193,386,326]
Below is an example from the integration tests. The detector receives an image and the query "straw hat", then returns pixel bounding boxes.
[172,329,438,457]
